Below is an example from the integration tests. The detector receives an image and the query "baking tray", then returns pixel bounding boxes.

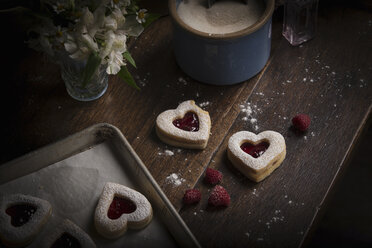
[0,123,201,248]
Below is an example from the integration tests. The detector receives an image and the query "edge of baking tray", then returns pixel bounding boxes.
[0,123,201,248]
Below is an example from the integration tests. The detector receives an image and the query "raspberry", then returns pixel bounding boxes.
[204,168,223,185]
[208,185,230,207]
[183,189,201,205]
[292,114,311,131]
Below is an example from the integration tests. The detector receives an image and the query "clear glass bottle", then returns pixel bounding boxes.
[282,0,319,46]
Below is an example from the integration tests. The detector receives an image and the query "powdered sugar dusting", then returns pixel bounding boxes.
[239,102,261,131]
[134,73,151,87]
[157,147,184,156]
[199,101,210,108]
[158,149,175,156]
[164,150,174,156]
[178,77,188,85]
[165,173,186,187]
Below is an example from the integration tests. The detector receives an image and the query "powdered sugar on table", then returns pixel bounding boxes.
[165,173,186,187]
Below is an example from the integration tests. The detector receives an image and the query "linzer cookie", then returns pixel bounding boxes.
[94,182,153,239]
[0,194,52,247]
[227,131,286,182]
[156,100,211,149]
[40,219,96,248]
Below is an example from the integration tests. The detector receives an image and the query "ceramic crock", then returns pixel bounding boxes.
[169,0,275,85]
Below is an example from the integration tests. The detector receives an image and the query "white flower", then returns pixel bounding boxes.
[99,30,116,59]
[81,33,99,52]
[64,25,98,61]
[106,50,125,74]
[52,1,66,14]
[112,32,126,53]
[64,6,105,60]
[54,26,66,44]
[46,0,138,74]
[104,16,118,31]
[136,9,147,24]
[64,34,90,60]
[78,6,105,38]
[103,6,126,31]
[99,30,127,74]
[111,7,126,28]
[64,34,77,53]
[81,7,94,26]
[27,23,68,57]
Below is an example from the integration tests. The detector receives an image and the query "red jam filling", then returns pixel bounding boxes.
[5,204,37,227]
[240,142,270,158]
[51,233,81,248]
[173,112,199,132]
[107,196,137,220]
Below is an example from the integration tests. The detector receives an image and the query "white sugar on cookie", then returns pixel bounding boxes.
[156,100,211,149]
[94,182,153,239]
[0,194,52,247]
[227,130,286,182]
[39,219,96,248]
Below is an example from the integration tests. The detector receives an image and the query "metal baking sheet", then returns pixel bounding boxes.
[0,123,200,248]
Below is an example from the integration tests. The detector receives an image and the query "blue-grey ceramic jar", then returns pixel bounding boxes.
[169,0,275,85]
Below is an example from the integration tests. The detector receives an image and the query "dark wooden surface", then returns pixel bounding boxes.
[0,0,371,247]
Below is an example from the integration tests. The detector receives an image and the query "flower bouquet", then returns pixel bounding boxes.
[26,0,159,101]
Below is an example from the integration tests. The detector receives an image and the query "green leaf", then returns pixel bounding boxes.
[122,15,144,37]
[123,51,136,68]
[82,52,101,87]
[118,66,140,90]
[142,13,162,28]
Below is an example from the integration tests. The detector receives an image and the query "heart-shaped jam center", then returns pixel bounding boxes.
[6,204,37,227]
[51,233,81,248]
[173,112,199,132]
[107,196,137,220]
[240,141,270,158]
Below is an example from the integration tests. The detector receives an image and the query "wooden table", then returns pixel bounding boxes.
[1,0,371,247]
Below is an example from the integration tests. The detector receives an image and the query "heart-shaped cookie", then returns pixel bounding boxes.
[227,131,286,182]
[94,182,153,239]
[0,194,52,247]
[156,100,211,149]
[40,219,96,248]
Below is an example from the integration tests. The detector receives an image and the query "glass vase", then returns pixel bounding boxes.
[60,56,108,101]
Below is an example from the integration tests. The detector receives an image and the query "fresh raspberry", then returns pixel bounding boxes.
[208,185,230,207]
[292,114,311,131]
[204,168,223,185]
[183,189,201,205]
